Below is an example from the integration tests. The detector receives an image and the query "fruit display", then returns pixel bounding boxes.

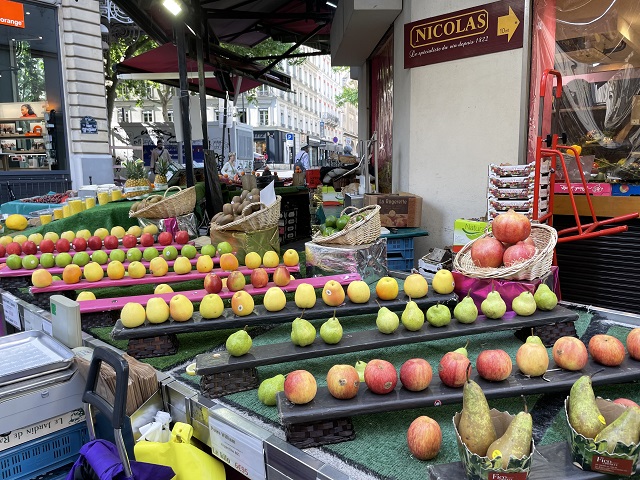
[438,343,471,388]
[4,214,28,231]
[211,188,262,226]
[283,370,317,405]
[226,328,252,357]
[480,289,507,319]
[458,374,497,456]
[364,359,398,394]
[257,374,285,406]
[291,316,316,347]
[20,192,67,204]
[407,416,442,460]
[319,312,343,344]
[316,213,355,237]
[516,335,549,376]
[326,365,360,400]
[122,159,151,198]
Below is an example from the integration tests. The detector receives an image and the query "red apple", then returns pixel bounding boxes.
[140,233,155,247]
[400,358,433,392]
[470,236,504,268]
[626,328,640,360]
[204,273,223,294]
[272,265,291,287]
[175,230,189,245]
[503,243,536,267]
[55,238,70,253]
[158,231,173,246]
[326,364,360,400]
[21,240,37,255]
[39,239,55,254]
[492,209,531,244]
[407,416,442,460]
[103,235,119,250]
[588,334,625,367]
[0,244,5,258]
[364,359,397,394]
[250,267,269,288]
[552,336,588,371]
[6,242,22,256]
[476,349,512,381]
[72,237,87,252]
[122,234,137,249]
[226,271,246,292]
[87,236,102,251]
[613,398,640,409]
[438,351,471,388]
[283,370,317,404]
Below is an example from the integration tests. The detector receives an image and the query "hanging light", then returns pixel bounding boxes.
[162,0,183,16]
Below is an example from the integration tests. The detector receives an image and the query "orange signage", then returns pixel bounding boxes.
[0,0,26,29]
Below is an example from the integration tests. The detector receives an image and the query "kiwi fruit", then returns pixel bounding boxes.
[251,188,260,196]
[223,203,233,215]
[217,214,234,225]
[130,201,141,212]
[233,203,244,215]
[211,212,223,222]
[231,195,241,204]
[240,190,249,200]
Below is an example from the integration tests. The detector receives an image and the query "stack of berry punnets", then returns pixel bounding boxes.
[487,163,550,220]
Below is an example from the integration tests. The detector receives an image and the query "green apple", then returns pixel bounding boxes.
[40,253,55,268]
[143,247,160,261]
[91,250,109,265]
[200,244,216,257]
[126,247,143,262]
[163,245,179,261]
[6,254,22,270]
[109,249,126,263]
[72,252,90,267]
[217,241,233,255]
[181,244,197,259]
[54,252,73,268]
[22,255,39,270]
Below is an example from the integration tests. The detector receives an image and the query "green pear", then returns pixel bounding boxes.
[512,291,537,316]
[481,290,507,319]
[454,294,478,324]
[291,317,317,346]
[257,374,285,406]
[569,375,606,439]
[226,329,252,357]
[454,341,469,357]
[458,376,497,456]
[595,406,640,453]
[426,304,452,327]
[401,300,425,331]
[534,284,558,311]
[320,314,343,344]
[376,306,399,334]
[355,361,367,382]
[487,411,533,469]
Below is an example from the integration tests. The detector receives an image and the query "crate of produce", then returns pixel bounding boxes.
[385,237,415,272]
[0,423,88,480]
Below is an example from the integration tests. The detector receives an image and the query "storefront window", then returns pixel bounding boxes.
[530,1,640,182]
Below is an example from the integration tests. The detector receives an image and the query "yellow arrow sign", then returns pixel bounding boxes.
[497,6,520,42]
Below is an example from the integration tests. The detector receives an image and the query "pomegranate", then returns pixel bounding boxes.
[491,209,531,244]
[503,242,536,267]
[470,236,504,268]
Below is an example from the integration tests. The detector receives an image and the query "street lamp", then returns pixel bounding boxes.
[162,0,182,16]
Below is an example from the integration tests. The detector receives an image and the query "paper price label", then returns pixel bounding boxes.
[2,293,21,330]
[209,417,266,480]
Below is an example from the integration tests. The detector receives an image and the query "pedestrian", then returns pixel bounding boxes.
[294,144,310,171]
[150,139,170,182]
[221,152,240,177]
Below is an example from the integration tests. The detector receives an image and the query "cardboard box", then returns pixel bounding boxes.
[553,182,612,196]
[453,219,489,253]
[364,192,422,227]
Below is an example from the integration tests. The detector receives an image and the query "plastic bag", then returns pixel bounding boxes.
[134,423,226,480]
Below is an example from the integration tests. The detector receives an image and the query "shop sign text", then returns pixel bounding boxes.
[0,0,25,29]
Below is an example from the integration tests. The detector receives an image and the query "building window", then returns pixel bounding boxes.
[166,110,173,122]
[259,109,269,126]
[117,109,131,123]
[146,86,154,99]
[280,111,285,126]
[236,109,247,123]
[288,115,292,128]
[143,111,153,122]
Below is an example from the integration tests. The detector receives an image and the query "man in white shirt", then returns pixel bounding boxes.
[294,144,310,171]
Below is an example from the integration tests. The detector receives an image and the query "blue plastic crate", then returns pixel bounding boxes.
[386,236,414,254]
[0,423,88,480]
[386,237,414,272]
[387,257,415,272]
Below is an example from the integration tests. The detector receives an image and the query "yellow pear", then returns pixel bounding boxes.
[199,293,224,319]
[173,256,193,275]
[196,255,214,273]
[264,287,287,312]
[121,302,146,328]
[244,252,262,269]
[295,283,317,309]
[149,257,169,276]
[170,294,193,322]
[143,224,159,235]
[146,297,170,324]
[346,280,371,303]
[127,261,147,279]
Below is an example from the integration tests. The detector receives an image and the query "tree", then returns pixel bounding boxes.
[155,83,174,121]
[14,42,46,102]
[336,82,358,107]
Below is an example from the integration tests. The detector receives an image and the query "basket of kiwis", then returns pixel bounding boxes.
[210,188,281,232]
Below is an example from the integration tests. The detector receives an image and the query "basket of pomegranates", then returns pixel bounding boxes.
[453,210,557,281]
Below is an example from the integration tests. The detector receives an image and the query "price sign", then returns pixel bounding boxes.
[209,416,266,480]
[2,293,21,330]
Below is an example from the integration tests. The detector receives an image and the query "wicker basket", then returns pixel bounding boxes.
[312,204,381,246]
[129,186,196,219]
[210,196,281,232]
[453,223,558,281]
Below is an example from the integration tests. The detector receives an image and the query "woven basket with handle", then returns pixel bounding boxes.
[129,186,196,219]
[453,223,557,281]
[210,196,281,232]
[312,204,381,246]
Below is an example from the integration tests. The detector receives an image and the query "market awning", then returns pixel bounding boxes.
[117,43,290,99]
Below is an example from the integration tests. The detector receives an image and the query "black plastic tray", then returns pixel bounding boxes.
[277,355,640,426]
[111,291,458,340]
[196,306,577,375]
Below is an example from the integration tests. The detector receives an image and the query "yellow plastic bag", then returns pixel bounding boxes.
[134,422,226,480]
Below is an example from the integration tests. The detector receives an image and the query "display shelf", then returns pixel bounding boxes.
[0,134,43,139]
[1,150,47,155]
[196,306,577,375]
[1,117,45,122]
[111,290,458,340]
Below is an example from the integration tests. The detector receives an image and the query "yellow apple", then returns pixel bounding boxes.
[13,234,28,245]
[169,294,194,322]
[262,250,280,268]
[94,228,109,240]
[143,224,159,235]
[106,261,125,280]
[375,276,399,301]
[83,262,104,282]
[149,257,169,277]
[146,297,170,324]
[28,233,43,246]
[432,269,455,294]
[111,226,126,239]
[295,283,317,309]
[127,225,142,237]
[283,249,299,267]
[196,254,214,273]
[0,235,13,246]
[264,287,287,312]
[244,251,262,269]
[346,280,371,304]
[154,284,174,294]
[403,273,429,299]
[200,293,224,319]
[127,261,146,279]
[43,231,60,243]
[76,291,96,302]
[173,256,192,275]
[322,280,346,307]
[76,229,92,240]
[120,302,146,328]
[231,290,254,316]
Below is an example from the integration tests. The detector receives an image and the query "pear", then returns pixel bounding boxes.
[595,406,640,453]
[534,284,558,311]
[355,361,367,382]
[487,411,532,469]
[257,374,285,406]
[458,373,497,456]
[376,306,399,334]
[401,300,425,331]
[481,290,507,319]
[454,341,469,357]
[320,312,343,344]
[426,304,452,327]
[512,291,537,316]
[569,375,606,439]
[454,294,478,324]
[226,328,252,357]
[291,317,316,346]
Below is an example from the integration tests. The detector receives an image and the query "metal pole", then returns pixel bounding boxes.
[176,22,194,187]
